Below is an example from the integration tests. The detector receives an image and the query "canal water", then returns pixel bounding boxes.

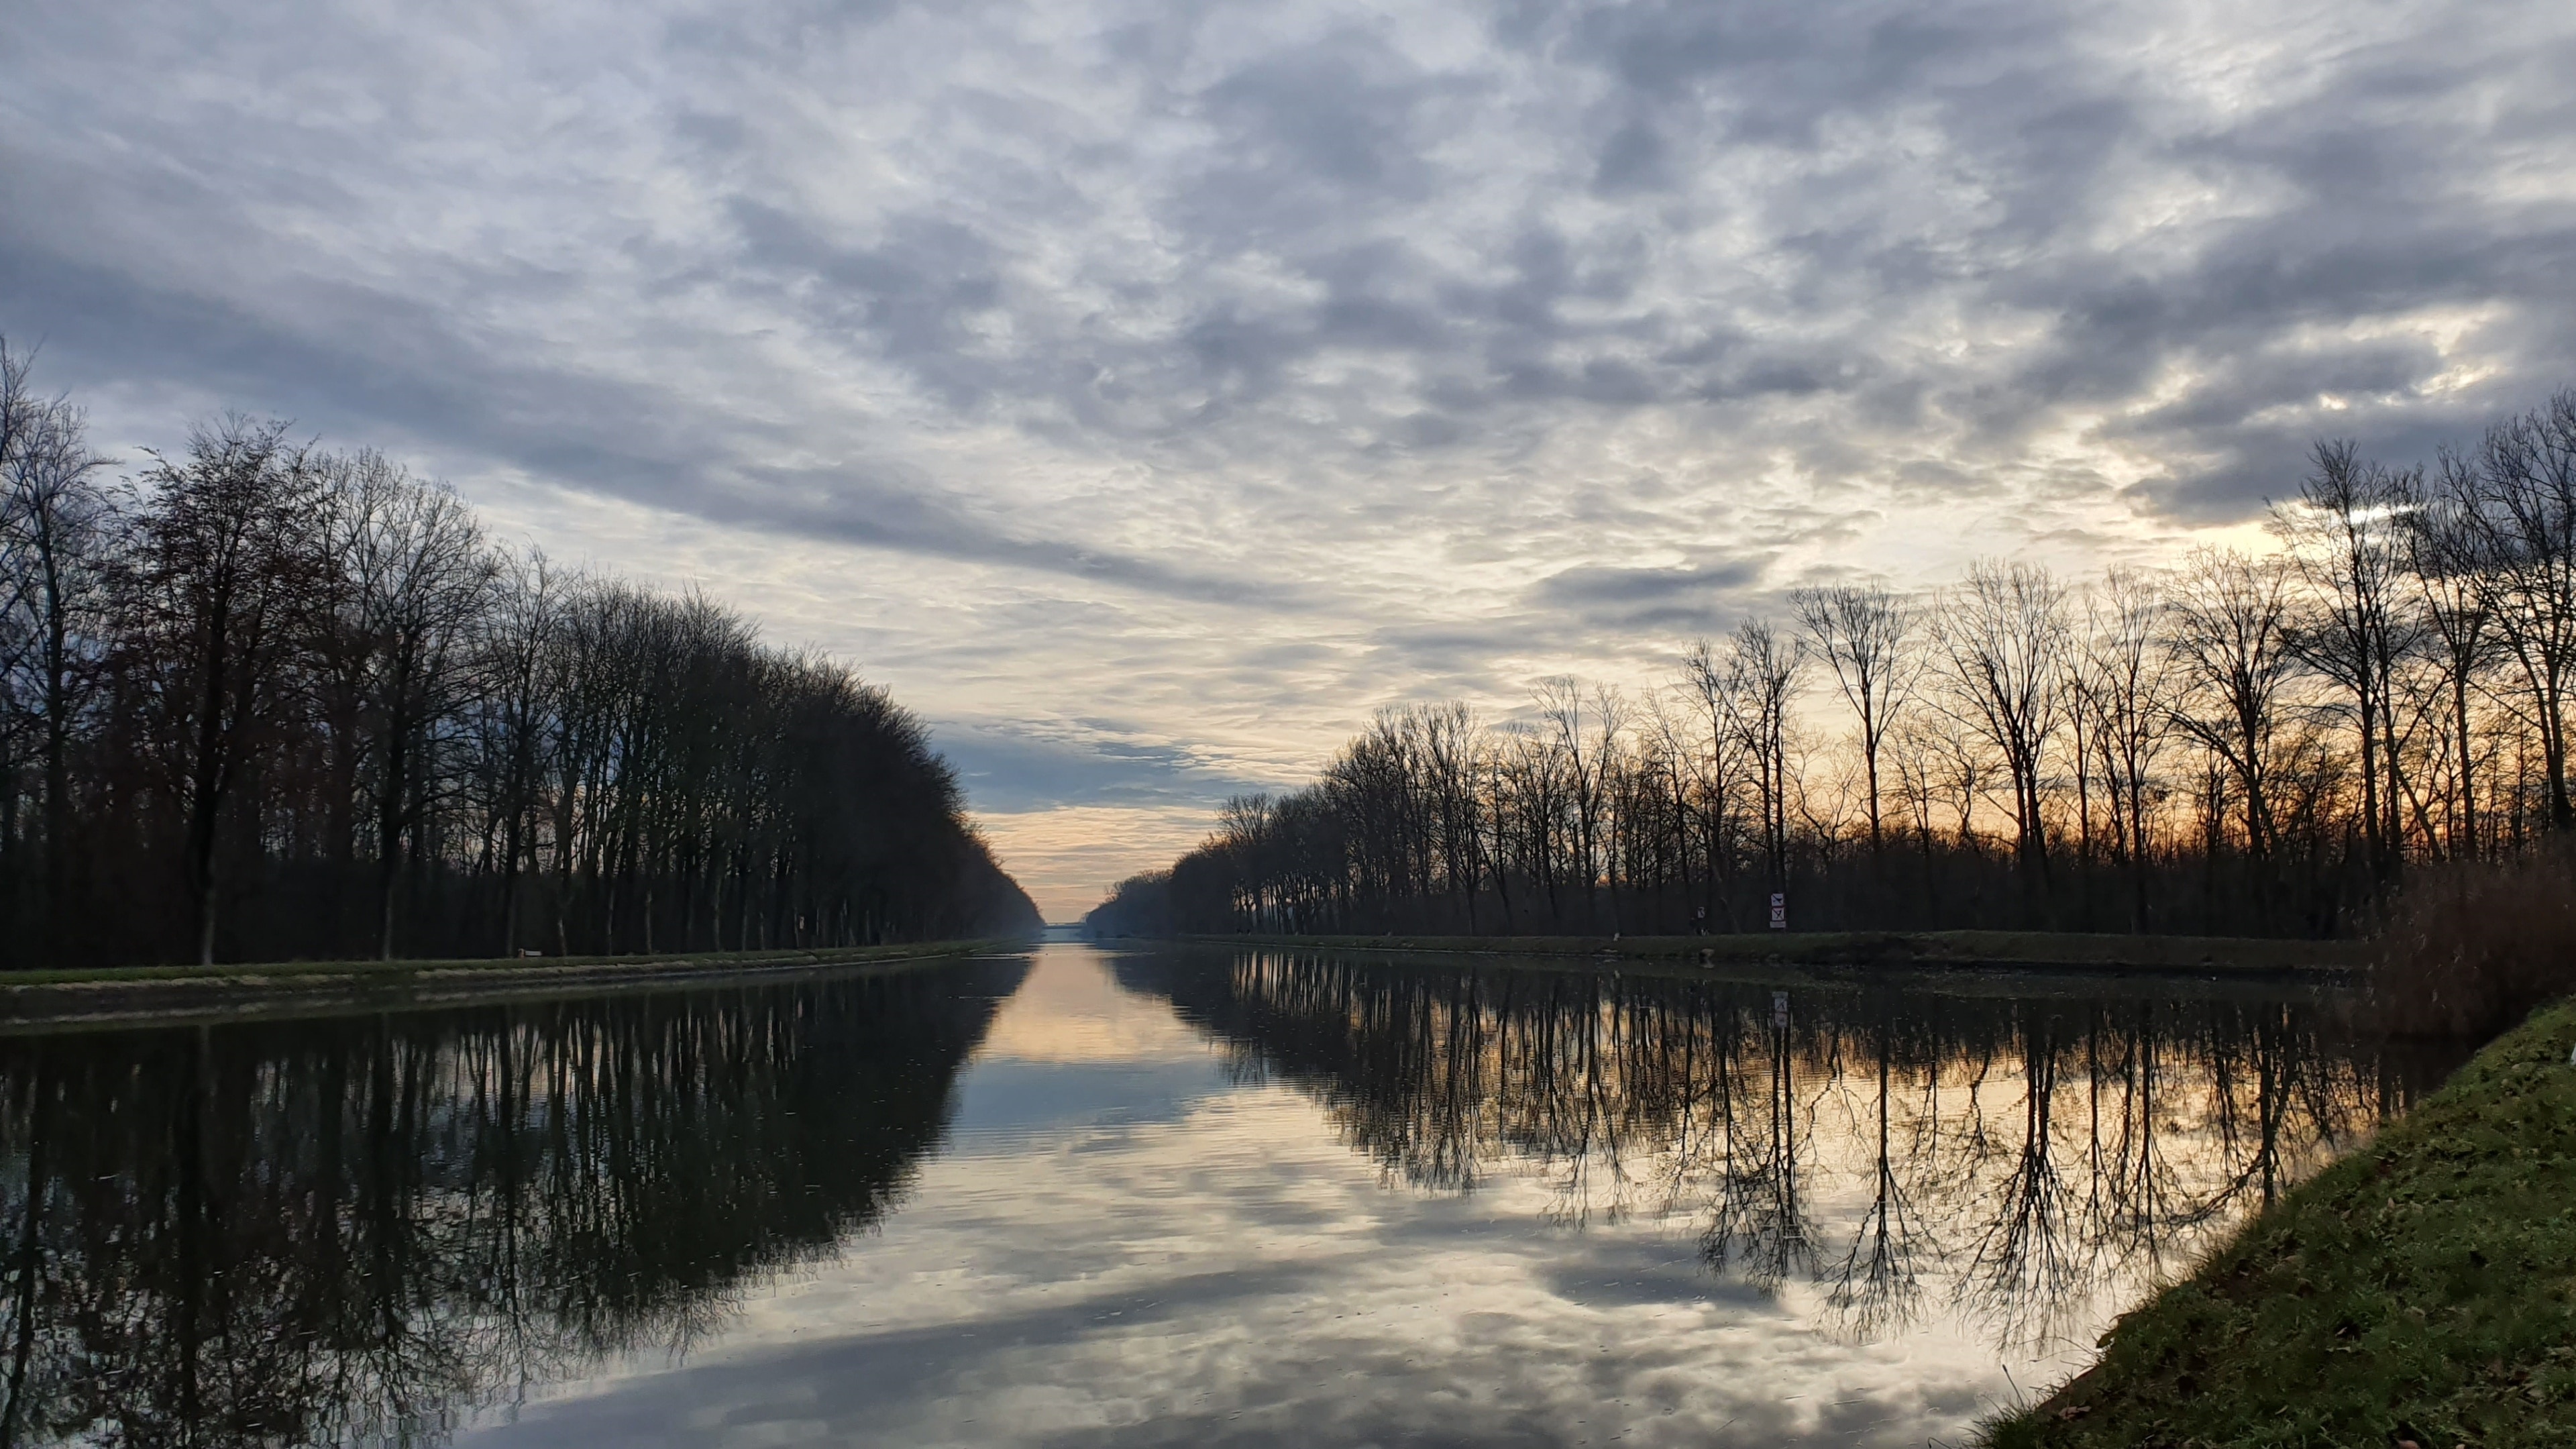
[0,943,2453,1448]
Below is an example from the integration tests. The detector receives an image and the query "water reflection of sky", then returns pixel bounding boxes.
[458,944,2363,1448]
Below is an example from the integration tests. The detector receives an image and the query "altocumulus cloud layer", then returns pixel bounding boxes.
[6,0,2575,913]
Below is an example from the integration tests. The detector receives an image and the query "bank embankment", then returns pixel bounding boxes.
[0,941,1016,1032]
[1181,930,2354,977]
[1985,996,2576,1449]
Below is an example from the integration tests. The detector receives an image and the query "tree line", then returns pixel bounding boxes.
[1091,390,2576,940]
[0,341,1037,968]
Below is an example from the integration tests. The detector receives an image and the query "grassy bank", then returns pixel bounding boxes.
[1179,929,2354,974]
[1984,995,2576,1449]
[0,940,1020,1031]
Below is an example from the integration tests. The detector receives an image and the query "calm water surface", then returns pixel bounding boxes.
[0,944,2456,1447]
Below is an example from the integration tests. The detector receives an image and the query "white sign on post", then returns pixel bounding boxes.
[1768,892,1786,930]
[1772,990,1789,1030]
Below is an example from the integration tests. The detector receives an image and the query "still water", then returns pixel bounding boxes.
[0,944,2454,1448]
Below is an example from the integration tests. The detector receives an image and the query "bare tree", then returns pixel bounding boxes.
[2165,548,2302,865]
[2072,568,2176,930]
[0,341,114,950]
[2434,392,2576,830]
[1724,621,1804,910]
[1933,561,2068,913]
[1642,688,1706,930]
[1419,702,1485,931]
[476,547,562,955]
[321,453,496,957]
[1792,582,1917,863]
[2274,441,2419,889]
[121,417,323,964]
[1538,677,1625,932]
[2402,462,2496,857]
[1682,639,1750,928]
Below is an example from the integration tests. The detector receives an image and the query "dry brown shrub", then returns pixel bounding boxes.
[2374,840,2576,1039]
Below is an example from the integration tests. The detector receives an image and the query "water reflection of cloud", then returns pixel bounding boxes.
[466,1084,2008,1448]
[946,1058,1232,1148]
[1541,1240,1776,1311]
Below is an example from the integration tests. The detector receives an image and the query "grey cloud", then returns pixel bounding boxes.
[0,193,1304,609]
[945,1056,1230,1144]
[16,0,2574,543]
[1502,356,1659,406]
[1187,31,1461,227]
[669,109,749,156]
[1542,1242,1781,1311]
[1564,0,2074,150]
[1334,556,1782,700]
[727,199,1004,408]
[1362,621,1541,679]
[1591,117,1670,195]
[1387,411,1464,448]
[0,223,707,489]
[2017,218,2576,513]
[930,718,1258,813]
[738,464,1320,607]
[1534,557,1770,609]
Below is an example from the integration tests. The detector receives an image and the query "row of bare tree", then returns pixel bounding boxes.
[1092,390,2576,939]
[0,343,1036,967]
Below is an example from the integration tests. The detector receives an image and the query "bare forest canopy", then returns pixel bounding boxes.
[0,341,1040,969]
[1091,390,2576,943]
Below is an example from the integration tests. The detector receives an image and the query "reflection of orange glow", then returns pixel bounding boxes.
[973,946,1214,1063]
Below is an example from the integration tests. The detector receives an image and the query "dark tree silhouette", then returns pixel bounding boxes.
[0,341,1038,967]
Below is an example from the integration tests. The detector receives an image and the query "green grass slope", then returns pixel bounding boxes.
[1986,998,2576,1449]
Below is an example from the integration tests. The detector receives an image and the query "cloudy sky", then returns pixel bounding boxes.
[6,0,2574,916]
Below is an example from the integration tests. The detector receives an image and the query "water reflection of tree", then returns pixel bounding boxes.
[1959,1016,2083,1345]
[1700,995,1817,1293]
[1115,949,2460,1352]
[0,959,1024,1448]
[1823,1013,1924,1342]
